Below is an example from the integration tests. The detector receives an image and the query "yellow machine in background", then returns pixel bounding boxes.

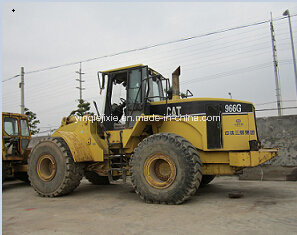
[2,112,31,182]
[28,64,277,204]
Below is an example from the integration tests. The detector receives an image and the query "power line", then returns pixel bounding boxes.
[3,53,294,108]
[5,38,283,95]
[157,43,274,69]
[3,58,293,107]
[255,100,297,106]
[24,38,293,91]
[3,13,296,83]
[86,29,295,75]
[181,60,292,85]
[255,106,297,112]
[86,28,294,73]
[174,45,291,72]
[2,74,20,82]
[127,24,272,59]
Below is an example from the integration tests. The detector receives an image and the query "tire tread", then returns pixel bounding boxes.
[28,137,83,197]
[131,133,202,205]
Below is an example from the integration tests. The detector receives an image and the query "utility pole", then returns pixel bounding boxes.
[270,13,282,116]
[76,62,85,100]
[283,9,297,97]
[19,67,25,114]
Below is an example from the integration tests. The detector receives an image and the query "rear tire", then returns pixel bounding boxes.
[131,133,202,205]
[28,137,83,197]
[85,171,110,185]
[200,175,215,186]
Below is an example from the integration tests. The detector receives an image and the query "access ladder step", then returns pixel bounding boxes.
[108,155,125,159]
[109,162,126,167]
[108,142,123,147]
[108,168,127,171]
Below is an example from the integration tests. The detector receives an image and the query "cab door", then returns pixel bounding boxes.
[126,67,147,128]
[19,118,31,157]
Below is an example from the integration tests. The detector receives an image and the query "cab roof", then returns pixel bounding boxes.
[102,64,144,73]
[101,64,165,79]
[2,112,28,119]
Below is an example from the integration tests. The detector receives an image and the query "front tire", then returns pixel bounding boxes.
[28,137,83,197]
[131,133,202,205]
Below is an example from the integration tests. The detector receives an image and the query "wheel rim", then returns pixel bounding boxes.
[144,153,176,189]
[36,154,57,181]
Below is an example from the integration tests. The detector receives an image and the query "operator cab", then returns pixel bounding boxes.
[2,113,31,158]
[98,64,168,130]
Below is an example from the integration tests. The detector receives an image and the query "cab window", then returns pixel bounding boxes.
[128,69,142,104]
[4,117,19,136]
[20,119,30,137]
[148,77,164,102]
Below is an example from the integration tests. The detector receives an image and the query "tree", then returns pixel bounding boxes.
[24,107,40,135]
[69,99,94,117]
[180,92,187,99]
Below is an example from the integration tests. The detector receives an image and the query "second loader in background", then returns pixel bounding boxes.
[2,112,31,183]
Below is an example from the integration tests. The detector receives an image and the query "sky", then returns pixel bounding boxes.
[1,2,297,134]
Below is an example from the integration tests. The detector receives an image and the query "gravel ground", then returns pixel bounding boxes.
[2,176,297,235]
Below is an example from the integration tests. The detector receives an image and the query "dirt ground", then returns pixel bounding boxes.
[2,176,297,235]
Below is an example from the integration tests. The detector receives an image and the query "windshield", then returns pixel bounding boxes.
[4,117,19,136]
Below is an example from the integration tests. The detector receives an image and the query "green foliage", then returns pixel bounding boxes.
[24,107,40,135]
[70,99,94,117]
[180,92,186,99]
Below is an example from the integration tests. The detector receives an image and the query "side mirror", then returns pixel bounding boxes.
[185,89,193,98]
[97,71,105,94]
[181,89,193,99]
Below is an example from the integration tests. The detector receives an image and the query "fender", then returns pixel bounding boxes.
[117,115,204,151]
[157,119,204,150]
[52,128,106,162]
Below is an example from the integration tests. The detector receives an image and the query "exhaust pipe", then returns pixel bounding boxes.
[172,66,180,100]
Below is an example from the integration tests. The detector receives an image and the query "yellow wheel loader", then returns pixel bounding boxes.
[28,64,277,204]
[2,112,31,183]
